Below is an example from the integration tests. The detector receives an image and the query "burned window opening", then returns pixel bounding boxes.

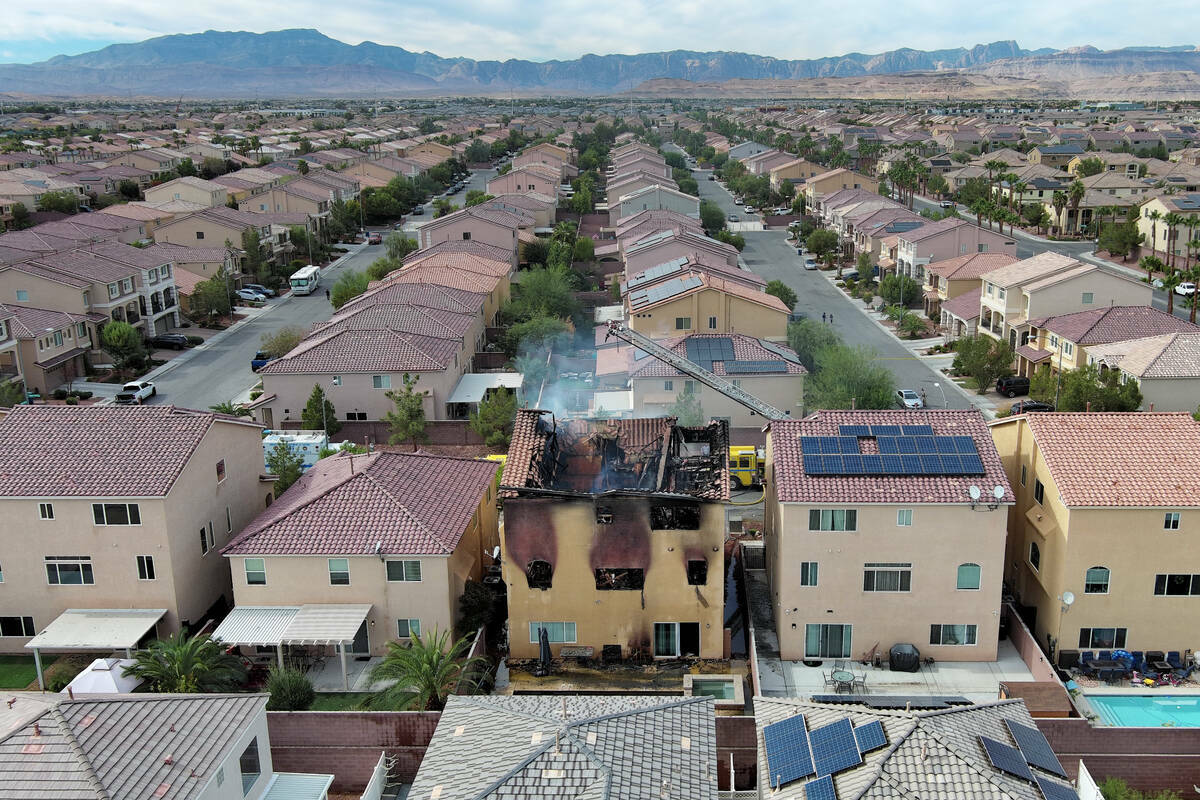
[526,559,553,590]
[687,559,708,586]
[595,505,613,524]
[650,503,701,530]
[594,568,645,591]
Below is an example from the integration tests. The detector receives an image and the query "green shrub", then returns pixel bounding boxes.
[53,389,68,400]
[64,396,78,405]
[249,389,263,401]
[265,667,315,711]
[186,336,204,346]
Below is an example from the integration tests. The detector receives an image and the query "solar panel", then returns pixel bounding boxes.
[915,436,937,453]
[877,437,900,454]
[821,455,844,472]
[1005,720,1067,778]
[803,454,824,474]
[953,436,977,454]
[801,437,822,455]
[960,455,985,474]
[725,359,788,374]
[902,425,935,435]
[939,454,963,473]
[896,437,918,454]
[838,437,861,454]
[840,455,865,474]
[838,425,872,437]
[881,455,905,474]
[1035,777,1080,800]
[819,437,842,454]
[980,736,1034,782]
[900,454,922,473]
[762,715,815,786]
[853,721,888,754]
[870,425,902,437]
[920,454,943,473]
[761,338,805,365]
[810,719,862,777]
[861,454,884,474]
[804,774,837,800]
[934,436,958,454]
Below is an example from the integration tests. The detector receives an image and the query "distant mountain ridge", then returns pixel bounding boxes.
[0,29,1195,97]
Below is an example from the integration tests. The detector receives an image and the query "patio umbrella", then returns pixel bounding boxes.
[539,626,552,670]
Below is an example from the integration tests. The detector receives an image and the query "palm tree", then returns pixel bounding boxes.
[983,159,1006,197]
[1009,180,1027,213]
[209,401,251,417]
[122,632,247,693]
[1163,213,1185,269]
[1139,255,1165,286]
[1051,191,1067,233]
[1148,209,1162,257]
[1162,269,1182,314]
[1067,180,1086,235]
[362,627,488,711]
[1185,217,1199,269]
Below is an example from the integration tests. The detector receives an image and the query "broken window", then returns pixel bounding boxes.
[595,505,613,524]
[526,559,553,590]
[687,559,708,586]
[594,568,645,590]
[650,503,701,530]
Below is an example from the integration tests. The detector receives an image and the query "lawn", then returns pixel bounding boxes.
[309,692,374,711]
[0,655,57,690]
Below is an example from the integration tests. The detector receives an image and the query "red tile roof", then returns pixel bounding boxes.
[1017,413,1200,507]
[926,253,1019,281]
[939,288,982,321]
[1029,306,1199,345]
[224,451,499,556]
[770,410,1012,505]
[259,328,461,375]
[629,333,806,378]
[0,405,259,497]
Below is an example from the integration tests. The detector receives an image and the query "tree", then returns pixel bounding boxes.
[432,198,458,218]
[122,632,246,693]
[805,229,840,261]
[100,321,146,372]
[699,200,726,233]
[362,627,489,711]
[469,388,517,448]
[267,442,304,495]
[117,179,141,200]
[37,189,80,214]
[384,373,429,450]
[570,187,593,214]
[209,401,251,417]
[366,256,401,282]
[787,319,842,371]
[926,173,950,198]
[952,335,1015,395]
[716,229,746,251]
[241,228,267,284]
[765,280,798,312]
[176,157,197,177]
[458,580,501,637]
[0,382,26,408]
[502,265,581,325]
[1067,180,1086,234]
[897,314,927,339]
[302,384,341,436]
[265,667,315,711]
[505,315,570,358]
[200,157,227,178]
[1023,203,1050,234]
[521,237,549,266]
[1139,255,1165,284]
[668,390,706,426]
[331,269,369,309]
[1076,157,1105,177]
[260,325,305,359]
[572,237,595,262]
[296,159,309,175]
[1098,775,1183,800]
[878,273,921,306]
[1051,191,1067,232]
[464,190,493,207]
[1031,363,1142,412]
[384,232,418,262]
[806,345,897,410]
[9,202,30,230]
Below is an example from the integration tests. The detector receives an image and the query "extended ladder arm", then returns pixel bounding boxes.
[604,321,789,420]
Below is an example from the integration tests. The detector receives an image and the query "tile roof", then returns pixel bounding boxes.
[224,451,498,556]
[409,696,716,800]
[311,302,475,340]
[927,253,1019,281]
[899,217,968,244]
[629,333,806,379]
[628,272,788,314]
[1014,412,1200,507]
[1030,305,1199,345]
[334,281,485,317]
[0,694,266,800]
[1015,344,1052,362]
[0,304,105,338]
[259,327,461,375]
[1087,331,1200,378]
[940,287,982,321]
[770,409,1012,505]
[980,252,1079,288]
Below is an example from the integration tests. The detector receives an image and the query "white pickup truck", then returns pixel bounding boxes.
[115,380,156,405]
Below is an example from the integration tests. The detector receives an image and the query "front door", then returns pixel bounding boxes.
[351,620,369,656]
[679,623,700,657]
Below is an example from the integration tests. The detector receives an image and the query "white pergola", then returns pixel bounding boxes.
[25,608,166,690]
[213,604,372,690]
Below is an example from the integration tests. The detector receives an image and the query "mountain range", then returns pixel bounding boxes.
[0,29,1196,98]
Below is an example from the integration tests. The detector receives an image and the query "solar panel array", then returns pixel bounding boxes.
[980,736,1034,782]
[838,424,935,436]
[627,275,703,310]
[1036,776,1080,800]
[800,434,985,476]
[685,336,736,369]
[724,360,789,374]
[853,721,888,755]
[760,338,804,365]
[762,714,815,786]
[1005,720,1067,778]
[625,257,688,290]
[804,774,837,800]
[810,719,863,777]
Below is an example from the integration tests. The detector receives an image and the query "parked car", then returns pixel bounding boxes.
[367,232,382,245]
[996,376,1031,398]
[147,333,190,350]
[115,381,156,405]
[896,389,924,409]
[235,289,267,303]
[804,258,818,270]
[250,350,276,372]
[1175,281,1197,296]
[242,283,276,298]
[411,206,424,216]
[1011,400,1055,414]
[939,200,955,209]
[840,268,860,281]
[728,214,740,222]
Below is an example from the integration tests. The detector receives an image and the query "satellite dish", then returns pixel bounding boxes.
[992,485,1005,500]
[1062,591,1075,606]
[968,485,982,501]
[492,546,501,560]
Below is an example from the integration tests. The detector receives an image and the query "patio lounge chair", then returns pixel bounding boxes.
[1078,651,1095,669]
[1096,650,1113,662]
[1167,651,1184,669]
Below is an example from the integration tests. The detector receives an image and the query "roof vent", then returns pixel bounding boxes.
[681,736,691,750]
[453,725,465,737]
[430,786,443,800]
[531,731,542,744]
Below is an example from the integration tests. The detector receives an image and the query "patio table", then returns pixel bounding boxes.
[831,669,856,693]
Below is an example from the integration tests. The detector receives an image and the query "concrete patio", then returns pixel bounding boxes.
[307,655,392,692]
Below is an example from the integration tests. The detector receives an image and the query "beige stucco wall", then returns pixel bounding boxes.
[0,271,95,316]
[502,496,725,660]
[1124,375,1200,412]
[628,290,787,341]
[1025,272,1151,322]
[418,216,518,255]
[486,171,556,196]
[145,183,226,208]
[155,218,259,249]
[633,374,805,427]
[240,188,326,216]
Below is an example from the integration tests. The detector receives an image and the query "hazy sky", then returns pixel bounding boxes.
[1,1,1196,63]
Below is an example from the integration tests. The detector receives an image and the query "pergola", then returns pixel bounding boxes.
[212,604,372,690]
[25,608,167,690]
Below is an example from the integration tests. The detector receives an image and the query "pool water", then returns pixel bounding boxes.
[1089,694,1200,727]
[691,678,736,700]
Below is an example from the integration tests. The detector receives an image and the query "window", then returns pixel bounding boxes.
[244,558,266,585]
[200,527,209,555]
[397,618,421,639]
[92,503,140,525]
[1063,342,1074,357]
[650,502,701,530]
[216,459,226,482]
[328,558,350,585]
[799,562,818,586]
[529,622,576,644]
[896,509,913,527]
[226,507,233,534]
[46,556,94,585]
[1082,292,1094,304]
[1078,627,1127,649]
[808,509,857,531]
[683,380,697,394]
[863,563,912,592]
[1029,541,1041,572]
[239,738,261,795]
[0,617,34,637]
[372,375,391,389]
[108,283,119,299]
[930,624,977,645]
[525,559,552,589]
[136,555,156,580]
[15,290,28,302]
[674,317,691,330]
[462,231,471,240]
[1084,566,1110,594]
[1020,465,1026,486]
[956,562,982,590]
[1165,512,1181,530]
[707,316,718,329]
[76,323,86,339]
[996,287,1004,299]
[1033,479,1045,505]
[121,279,133,293]
[196,230,205,240]
[52,331,62,348]
[160,265,171,278]
[38,503,53,520]
[686,559,708,585]
[804,623,852,659]
[347,411,367,421]
[1154,574,1200,596]
[653,622,700,657]
[386,560,422,582]
[595,568,644,590]
[663,380,674,392]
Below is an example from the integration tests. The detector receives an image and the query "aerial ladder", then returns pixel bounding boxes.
[603,320,789,421]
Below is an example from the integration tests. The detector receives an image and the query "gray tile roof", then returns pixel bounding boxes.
[409,695,717,800]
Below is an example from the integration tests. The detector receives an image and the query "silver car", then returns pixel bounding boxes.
[896,389,924,409]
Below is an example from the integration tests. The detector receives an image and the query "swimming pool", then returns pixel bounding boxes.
[1088,694,1200,727]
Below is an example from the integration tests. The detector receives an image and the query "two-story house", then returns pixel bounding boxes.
[416,205,529,260]
[924,253,1018,321]
[626,271,789,342]
[803,169,879,208]
[609,184,700,225]
[1086,332,1200,411]
[1016,305,1198,377]
[896,219,1016,283]
[0,304,105,393]
[143,175,229,208]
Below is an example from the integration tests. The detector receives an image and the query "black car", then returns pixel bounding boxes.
[996,376,1031,398]
[1011,400,1055,414]
[147,333,190,350]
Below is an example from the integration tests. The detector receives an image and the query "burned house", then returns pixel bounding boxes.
[499,410,730,661]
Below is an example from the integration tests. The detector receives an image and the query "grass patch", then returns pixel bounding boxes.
[309,692,374,711]
[0,655,57,689]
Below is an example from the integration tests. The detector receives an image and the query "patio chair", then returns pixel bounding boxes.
[853,673,867,692]
[823,671,836,688]
[1167,651,1184,669]
[1078,651,1095,669]
[1096,650,1112,662]
[1147,650,1165,664]
[1131,651,1146,672]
